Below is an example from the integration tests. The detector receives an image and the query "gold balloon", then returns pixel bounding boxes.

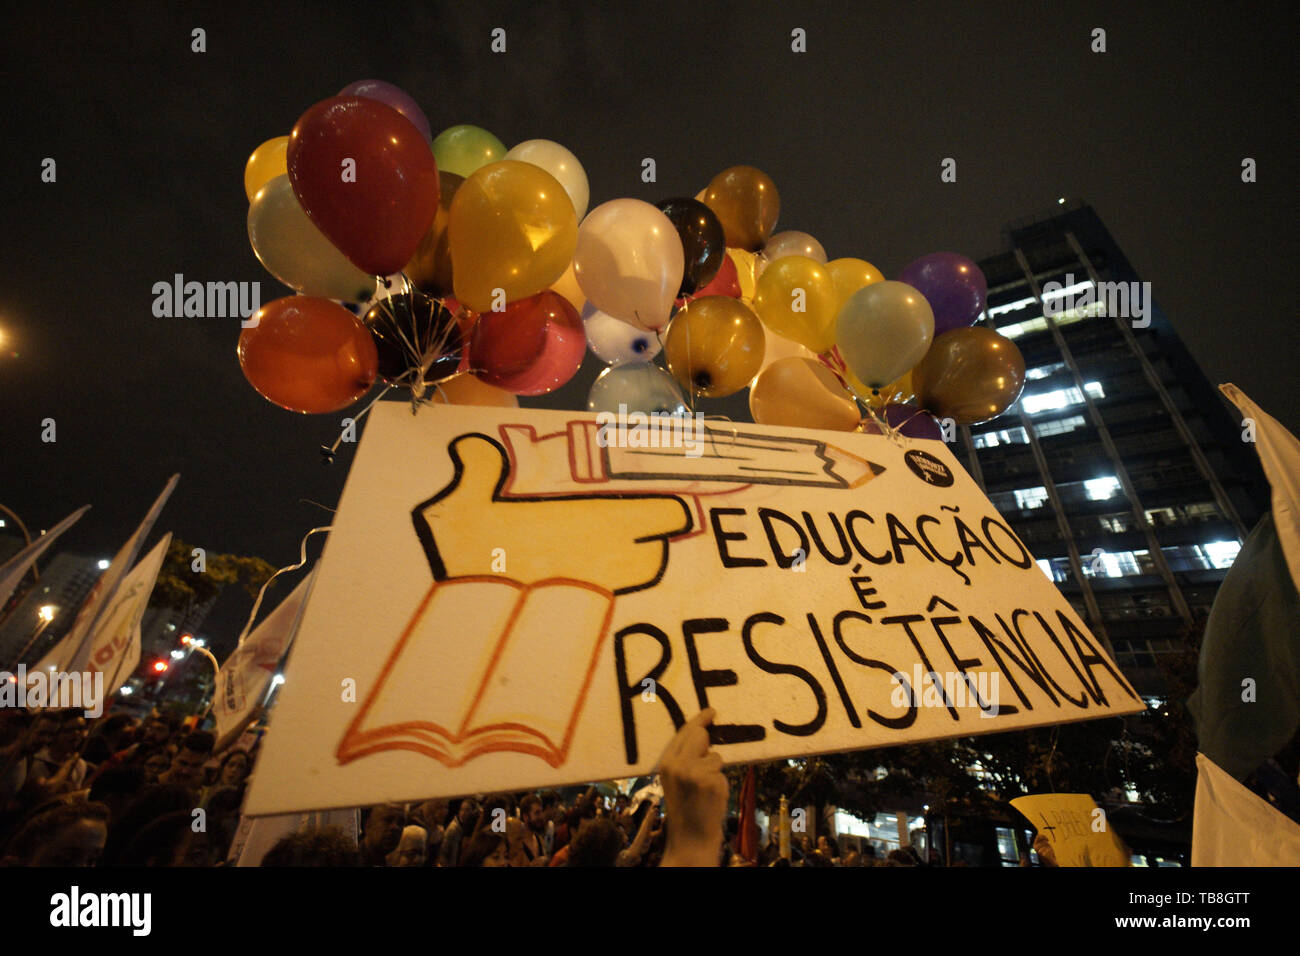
[404,171,465,297]
[846,368,913,406]
[702,166,780,251]
[448,160,579,313]
[664,296,765,398]
[728,248,761,301]
[431,372,518,407]
[912,327,1025,425]
[244,136,289,202]
[752,256,839,354]
[750,357,860,432]
[826,257,884,310]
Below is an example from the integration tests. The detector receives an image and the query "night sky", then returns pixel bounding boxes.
[1,3,1295,640]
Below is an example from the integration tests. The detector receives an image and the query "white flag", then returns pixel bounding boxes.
[1192,752,1300,866]
[84,533,171,695]
[33,475,177,675]
[1221,383,1300,594]
[212,568,318,750]
[0,505,90,614]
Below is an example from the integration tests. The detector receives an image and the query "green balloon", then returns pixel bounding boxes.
[431,125,507,178]
[835,280,935,389]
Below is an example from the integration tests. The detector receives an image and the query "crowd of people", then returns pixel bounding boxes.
[0,704,1051,867]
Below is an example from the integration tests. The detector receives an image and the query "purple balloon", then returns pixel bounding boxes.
[337,79,432,140]
[863,403,942,440]
[897,252,987,336]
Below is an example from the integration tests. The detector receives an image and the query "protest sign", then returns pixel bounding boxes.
[246,403,1142,814]
[1011,793,1132,866]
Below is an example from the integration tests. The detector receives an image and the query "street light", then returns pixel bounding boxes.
[8,604,59,669]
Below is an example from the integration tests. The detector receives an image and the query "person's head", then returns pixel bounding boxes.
[413,798,449,832]
[89,764,146,823]
[456,797,480,828]
[140,749,170,783]
[142,717,172,747]
[217,749,251,787]
[261,827,361,867]
[361,804,405,860]
[51,716,87,757]
[97,713,137,747]
[121,810,218,866]
[388,825,428,867]
[567,816,624,867]
[2,800,110,866]
[28,713,61,753]
[519,794,545,833]
[164,731,214,788]
[459,826,507,867]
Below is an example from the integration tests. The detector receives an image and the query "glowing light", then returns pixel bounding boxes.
[153,661,168,673]
[38,604,56,622]
[97,559,110,570]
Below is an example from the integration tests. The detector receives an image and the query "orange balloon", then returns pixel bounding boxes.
[431,373,518,407]
[663,296,765,398]
[749,357,860,431]
[238,296,378,413]
[702,166,780,251]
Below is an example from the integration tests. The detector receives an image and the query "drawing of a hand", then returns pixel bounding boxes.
[413,433,693,594]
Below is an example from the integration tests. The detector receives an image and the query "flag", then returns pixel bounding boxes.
[1192,753,1300,866]
[1187,388,1300,780]
[0,505,90,614]
[84,534,171,695]
[32,475,177,675]
[211,568,318,751]
[735,766,759,863]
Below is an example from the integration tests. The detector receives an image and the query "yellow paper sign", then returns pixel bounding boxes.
[1011,793,1131,867]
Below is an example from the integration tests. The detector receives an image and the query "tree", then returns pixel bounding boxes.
[150,538,276,622]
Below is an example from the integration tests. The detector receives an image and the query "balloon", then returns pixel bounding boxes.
[655,198,726,296]
[469,290,585,395]
[728,248,762,301]
[762,230,826,264]
[757,327,817,377]
[364,290,462,386]
[861,403,943,440]
[337,79,432,140]
[912,326,1025,425]
[448,161,578,313]
[238,296,378,413]
[826,257,885,309]
[701,166,780,251]
[588,362,689,416]
[244,136,288,202]
[677,251,740,307]
[897,252,987,335]
[573,199,684,330]
[505,139,590,220]
[845,367,913,406]
[749,357,860,432]
[247,175,377,302]
[752,256,839,353]
[549,260,587,313]
[834,280,935,389]
[431,373,518,407]
[403,171,464,297]
[584,305,661,365]
[431,124,506,177]
[663,296,764,398]
[288,97,440,276]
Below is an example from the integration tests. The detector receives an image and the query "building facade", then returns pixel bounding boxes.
[956,202,1270,694]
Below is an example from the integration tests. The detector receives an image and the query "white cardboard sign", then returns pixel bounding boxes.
[246,403,1142,814]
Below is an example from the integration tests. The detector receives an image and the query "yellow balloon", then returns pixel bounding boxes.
[431,373,518,407]
[827,257,884,310]
[752,256,839,353]
[244,136,288,202]
[750,357,860,432]
[448,161,579,313]
[548,260,586,313]
[664,296,765,398]
[728,248,761,301]
[845,368,914,406]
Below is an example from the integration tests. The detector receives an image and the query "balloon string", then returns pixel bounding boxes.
[233,526,330,648]
[323,383,393,459]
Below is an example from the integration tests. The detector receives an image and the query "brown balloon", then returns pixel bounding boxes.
[702,166,780,251]
[403,171,464,296]
[912,326,1026,426]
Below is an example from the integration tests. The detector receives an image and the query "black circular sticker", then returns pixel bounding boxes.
[904,449,954,487]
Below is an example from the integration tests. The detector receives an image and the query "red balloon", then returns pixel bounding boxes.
[675,251,740,307]
[239,296,378,413]
[469,291,586,396]
[287,97,440,277]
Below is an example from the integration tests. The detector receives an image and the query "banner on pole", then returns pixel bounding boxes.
[246,404,1142,815]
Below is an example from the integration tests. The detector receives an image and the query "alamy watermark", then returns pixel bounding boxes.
[1041,273,1151,328]
[152,274,262,327]
[1,665,104,718]
[890,665,1001,717]
[595,405,708,459]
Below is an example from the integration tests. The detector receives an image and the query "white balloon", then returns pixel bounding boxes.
[574,199,685,330]
[584,305,661,365]
[504,139,590,220]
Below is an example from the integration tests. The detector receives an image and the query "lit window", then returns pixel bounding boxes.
[1085,476,1121,500]
[1014,486,1049,509]
[1035,415,1087,438]
[974,426,1029,448]
[1026,362,1066,381]
[1000,317,1048,339]
[1201,541,1240,569]
[1036,559,1053,580]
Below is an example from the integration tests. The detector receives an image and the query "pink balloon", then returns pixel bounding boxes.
[469,291,586,396]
